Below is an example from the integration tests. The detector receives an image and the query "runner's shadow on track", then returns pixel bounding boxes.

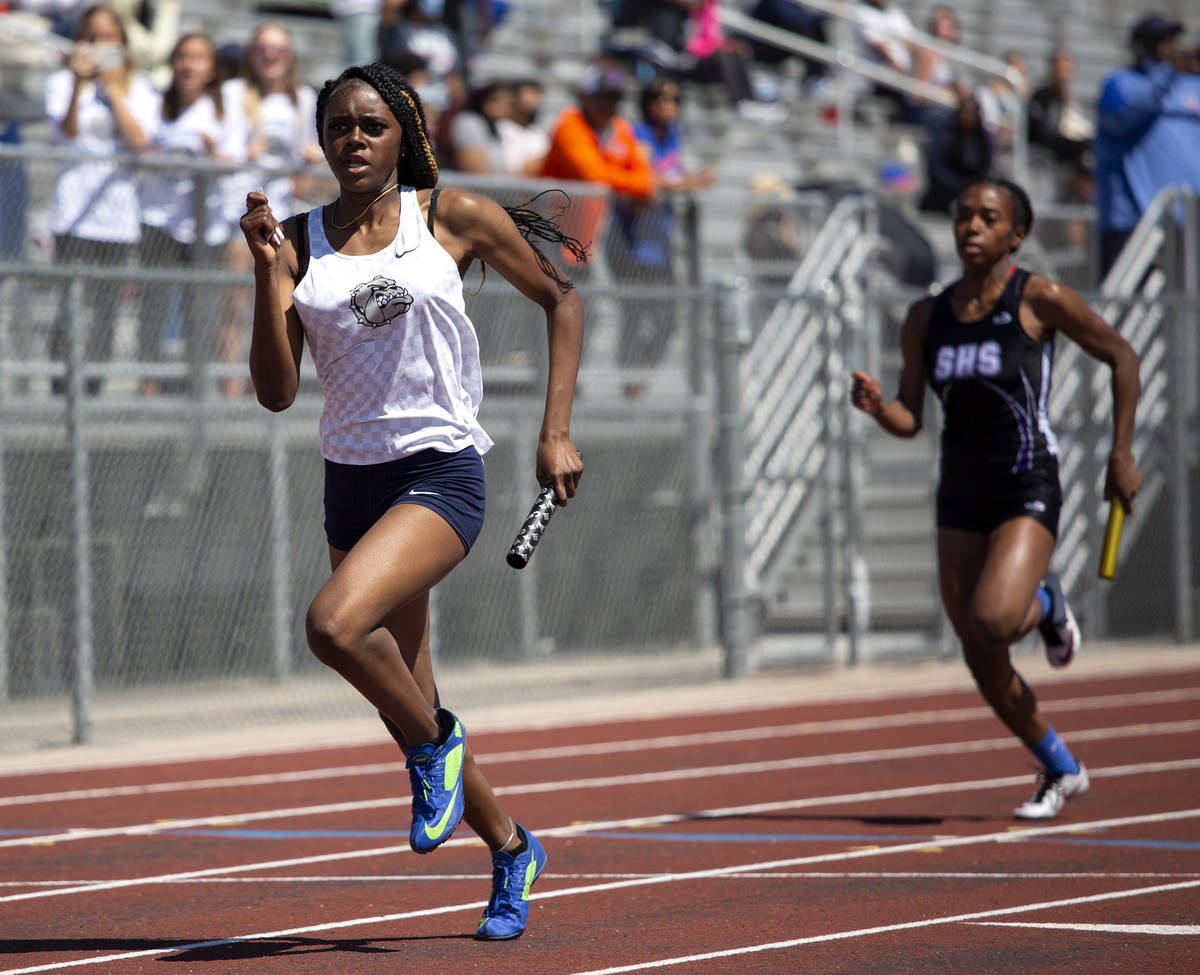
[699,812,993,826]
[166,935,474,961]
[0,935,474,962]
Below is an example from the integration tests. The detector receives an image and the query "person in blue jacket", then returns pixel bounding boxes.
[1095,13,1200,277]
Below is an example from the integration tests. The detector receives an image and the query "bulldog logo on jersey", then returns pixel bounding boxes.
[349,276,413,327]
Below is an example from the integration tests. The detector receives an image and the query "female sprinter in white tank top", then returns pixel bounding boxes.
[239,62,584,941]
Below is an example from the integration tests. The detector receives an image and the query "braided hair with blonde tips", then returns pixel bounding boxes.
[316,63,588,292]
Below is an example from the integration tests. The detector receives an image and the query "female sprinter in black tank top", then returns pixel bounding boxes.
[850,178,1141,820]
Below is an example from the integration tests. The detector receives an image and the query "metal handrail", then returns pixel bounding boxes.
[718,1,1028,187]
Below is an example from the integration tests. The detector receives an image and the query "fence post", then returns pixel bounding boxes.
[267,420,293,679]
[841,259,871,665]
[1172,194,1197,641]
[819,281,841,662]
[66,278,94,743]
[715,278,755,678]
[685,200,717,649]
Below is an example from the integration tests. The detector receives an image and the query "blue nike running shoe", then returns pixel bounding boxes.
[406,708,465,854]
[475,825,547,940]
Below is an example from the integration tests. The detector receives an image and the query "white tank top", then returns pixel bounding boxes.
[292,187,493,464]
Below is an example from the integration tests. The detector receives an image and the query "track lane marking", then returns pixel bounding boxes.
[6,870,1200,887]
[970,922,1200,935]
[4,687,1198,809]
[557,878,1200,975]
[1,760,1198,905]
[2,811,1199,974]
[2,720,1197,849]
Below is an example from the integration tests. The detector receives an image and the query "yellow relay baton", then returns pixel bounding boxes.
[1098,499,1125,581]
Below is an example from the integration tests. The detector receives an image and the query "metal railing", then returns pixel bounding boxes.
[719,0,1028,186]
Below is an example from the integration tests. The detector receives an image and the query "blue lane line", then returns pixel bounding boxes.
[1031,837,1200,852]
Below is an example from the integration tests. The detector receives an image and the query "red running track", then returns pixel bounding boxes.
[2,660,1199,974]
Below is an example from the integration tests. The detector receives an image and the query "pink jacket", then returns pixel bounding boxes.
[687,1,724,58]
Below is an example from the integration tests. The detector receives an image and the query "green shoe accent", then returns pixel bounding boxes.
[521,856,537,901]
[443,739,463,788]
[423,781,462,843]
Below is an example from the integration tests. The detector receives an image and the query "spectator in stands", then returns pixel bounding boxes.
[1095,13,1200,277]
[613,77,713,396]
[45,2,157,395]
[854,0,916,121]
[919,91,992,214]
[606,0,765,115]
[442,0,507,83]
[907,5,960,124]
[1029,49,1094,172]
[380,0,467,118]
[681,0,767,116]
[110,0,179,87]
[855,0,913,74]
[497,78,548,177]
[975,50,1032,174]
[745,0,828,90]
[633,77,714,195]
[29,0,181,85]
[539,62,656,266]
[137,31,227,394]
[216,22,322,396]
[330,0,383,68]
[444,79,511,174]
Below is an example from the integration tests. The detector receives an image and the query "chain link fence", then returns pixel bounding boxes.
[0,145,1194,750]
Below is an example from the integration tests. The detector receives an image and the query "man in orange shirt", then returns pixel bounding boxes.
[540,63,657,263]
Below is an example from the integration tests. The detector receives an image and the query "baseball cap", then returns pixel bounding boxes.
[578,65,625,98]
[1130,13,1183,43]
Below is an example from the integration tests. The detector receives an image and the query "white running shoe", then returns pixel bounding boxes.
[1013,764,1090,820]
[1038,572,1080,668]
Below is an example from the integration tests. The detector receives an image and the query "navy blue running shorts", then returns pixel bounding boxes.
[323,446,486,553]
[936,456,1062,538]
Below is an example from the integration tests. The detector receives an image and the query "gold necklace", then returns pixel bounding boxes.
[329,183,399,230]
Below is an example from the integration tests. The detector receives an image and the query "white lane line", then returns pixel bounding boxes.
[558,878,1200,975]
[970,922,1200,935]
[2,719,1197,850]
[3,813,1200,975]
[5,687,1197,809]
[1,763,1198,907]
[6,870,1200,888]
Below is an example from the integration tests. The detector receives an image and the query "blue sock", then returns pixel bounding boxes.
[1036,586,1053,623]
[1030,726,1080,776]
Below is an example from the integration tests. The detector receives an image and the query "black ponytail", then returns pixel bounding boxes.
[503,190,589,293]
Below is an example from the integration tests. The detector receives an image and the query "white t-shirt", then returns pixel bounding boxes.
[497,117,549,177]
[44,67,158,243]
[291,188,493,464]
[139,94,229,245]
[449,111,507,174]
[217,77,318,229]
[856,3,914,75]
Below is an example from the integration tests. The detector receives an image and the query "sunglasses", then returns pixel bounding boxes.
[252,43,290,57]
